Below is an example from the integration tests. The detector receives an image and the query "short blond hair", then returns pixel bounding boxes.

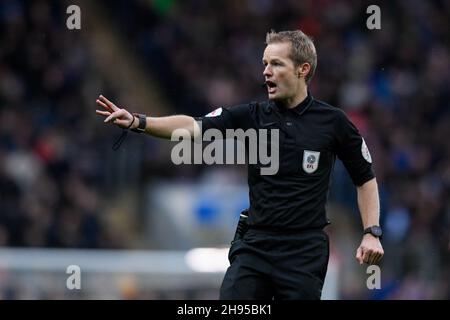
[266,30,317,84]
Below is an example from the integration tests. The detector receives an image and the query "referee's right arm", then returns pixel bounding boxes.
[95,94,201,140]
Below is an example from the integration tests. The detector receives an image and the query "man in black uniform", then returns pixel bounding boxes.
[96,30,384,300]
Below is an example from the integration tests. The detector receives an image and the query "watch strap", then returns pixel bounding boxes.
[131,113,146,133]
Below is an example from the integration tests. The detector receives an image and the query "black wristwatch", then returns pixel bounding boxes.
[363,226,383,239]
[131,113,147,133]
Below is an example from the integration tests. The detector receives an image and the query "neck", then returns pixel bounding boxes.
[282,85,308,109]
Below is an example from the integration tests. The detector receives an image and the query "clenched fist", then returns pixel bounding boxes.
[356,234,384,265]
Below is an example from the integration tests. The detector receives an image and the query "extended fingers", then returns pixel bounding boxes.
[103,109,133,129]
[96,99,113,112]
[96,110,111,117]
[99,95,119,111]
[104,109,124,123]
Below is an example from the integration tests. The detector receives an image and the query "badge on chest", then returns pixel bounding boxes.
[302,150,321,173]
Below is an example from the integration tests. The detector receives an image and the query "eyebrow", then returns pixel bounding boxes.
[262,58,283,64]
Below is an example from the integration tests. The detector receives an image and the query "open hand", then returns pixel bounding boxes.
[96,95,135,129]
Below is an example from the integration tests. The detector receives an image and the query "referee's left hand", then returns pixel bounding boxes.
[356,234,384,265]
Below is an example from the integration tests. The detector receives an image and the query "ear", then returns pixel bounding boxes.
[297,63,311,79]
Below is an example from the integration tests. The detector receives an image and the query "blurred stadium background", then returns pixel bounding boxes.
[0,0,448,299]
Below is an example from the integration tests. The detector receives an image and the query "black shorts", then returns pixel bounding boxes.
[220,228,330,300]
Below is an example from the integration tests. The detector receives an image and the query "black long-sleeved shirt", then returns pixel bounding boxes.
[197,92,375,231]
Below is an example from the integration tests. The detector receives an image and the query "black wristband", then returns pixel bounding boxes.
[131,113,146,133]
[363,226,383,239]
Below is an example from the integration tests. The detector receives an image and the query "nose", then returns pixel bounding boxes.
[263,65,272,77]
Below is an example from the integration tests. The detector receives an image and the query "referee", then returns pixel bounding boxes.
[96,30,384,300]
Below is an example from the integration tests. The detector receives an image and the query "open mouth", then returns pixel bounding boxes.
[266,80,277,94]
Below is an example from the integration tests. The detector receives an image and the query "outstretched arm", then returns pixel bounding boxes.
[95,95,201,140]
[355,178,384,265]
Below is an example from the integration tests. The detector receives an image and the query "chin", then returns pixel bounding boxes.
[268,94,282,101]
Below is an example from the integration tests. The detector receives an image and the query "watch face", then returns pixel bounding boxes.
[371,226,382,237]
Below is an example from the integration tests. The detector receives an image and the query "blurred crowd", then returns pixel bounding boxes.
[0,0,449,299]
[0,0,126,248]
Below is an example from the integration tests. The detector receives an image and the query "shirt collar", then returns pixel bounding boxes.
[274,91,314,116]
